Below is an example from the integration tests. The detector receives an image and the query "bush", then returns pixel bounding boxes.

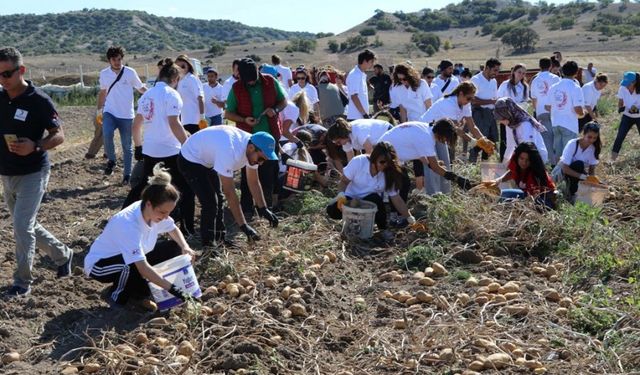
[208,41,226,57]
[376,18,395,30]
[315,32,334,38]
[285,38,317,53]
[343,35,368,51]
[328,40,339,53]
[411,31,441,53]
[359,27,376,36]
[443,39,452,51]
[501,26,539,53]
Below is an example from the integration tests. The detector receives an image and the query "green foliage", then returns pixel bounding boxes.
[443,39,452,51]
[315,32,334,38]
[375,18,395,31]
[359,27,377,37]
[372,36,384,47]
[282,191,331,216]
[0,9,313,54]
[590,13,640,37]
[51,87,100,106]
[425,45,436,57]
[528,7,540,21]
[411,32,441,54]
[569,289,619,338]
[395,244,440,271]
[208,41,226,57]
[342,35,368,52]
[327,40,339,53]
[501,26,539,53]
[285,38,317,53]
[545,16,574,31]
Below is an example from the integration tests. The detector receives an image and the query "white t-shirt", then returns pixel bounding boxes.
[377,122,436,162]
[434,75,460,97]
[136,82,183,158]
[399,80,433,121]
[420,95,472,123]
[581,81,601,110]
[530,71,561,116]
[548,78,585,134]
[617,85,640,119]
[203,82,224,117]
[279,101,301,141]
[177,73,204,125]
[582,67,597,83]
[221,75,238,103]
[429,82,442,103]
[343,119,392,152]
[498,80,528,107]
[288,83,319,106]
[559,138,599,167]
[100,66,144,119]
[470,73,498,109]
[389,84,404,109]
[343,154,397,199]
[504,121,548,164]
[180,125,258,177]
[84,200,177,275]
[346,65,368,119]
[278,142,312,173]
[276,65,293,87]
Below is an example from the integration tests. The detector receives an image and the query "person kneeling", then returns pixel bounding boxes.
[83,164,196,308]
[326,142,413,241]
[493,142,556,209]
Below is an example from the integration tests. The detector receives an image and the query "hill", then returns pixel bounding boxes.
[0,9,314,55]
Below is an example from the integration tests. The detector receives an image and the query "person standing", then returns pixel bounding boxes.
[422,67,441,103]
[317,70,346,127]
[582,63,597,84]
[392,63,432,123]
[580,73,608,133]
[288,68,319,115]
[224,58,288,215]
[497,63,530,161]
[369,63,392,112]
[203,67,225,126]
[545,61,585,164]
[493,97,549,164]
[220,59,241,115]
[469,58,501,162]
[530,58,561,163]
[175,55,205,135]
[0,47,74,297]
[272,54,293,89]
[434,60,460,97]
[611,72,640,161]
[98,46,146,184]
[346,49,376,120]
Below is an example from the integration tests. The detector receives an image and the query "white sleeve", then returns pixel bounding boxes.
[497,82,508,98]
[342,157,358,180]
[114,223,147,265]
[342,141,354,152]
[559,140,575,165]
[616,85,625,100]
[99,70,109,90]
[308,86,319,104]
[420,105,436,123]
[462,103,472,117]
[167,92,183,117]
[572,85,585,107]
[131,69,144,89]
[156,217,178,234]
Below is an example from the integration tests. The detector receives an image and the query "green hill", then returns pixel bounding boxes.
[0,9,314,55]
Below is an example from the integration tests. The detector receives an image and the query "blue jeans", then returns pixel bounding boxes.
[553,126,577,164]
[500,188,555,209]
[103,112,133,177]
[1,168,72,288]
[537,113,554,163]
[425,141,451,195]
[208,114,223,126]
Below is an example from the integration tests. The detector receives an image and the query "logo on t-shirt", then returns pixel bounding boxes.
[537,81,550,96]
[131,248,140,256]
[555,91,568,110]
[139,99,155,121]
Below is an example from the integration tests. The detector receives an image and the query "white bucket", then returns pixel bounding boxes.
[341,200,378,239]
[148,255,201,311]
[283,159,317,193]
[576,182,608,207]
[480,162,512,189]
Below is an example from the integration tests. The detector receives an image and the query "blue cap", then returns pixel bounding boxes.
[621,71,636,87]
[250,132,278,160]
[259,64,279,78]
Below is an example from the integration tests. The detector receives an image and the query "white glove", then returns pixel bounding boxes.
[406,216,416,225]
[579,174,588,181]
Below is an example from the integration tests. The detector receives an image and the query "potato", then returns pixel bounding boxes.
[141,299,158,312]
[60,367,78,375]
[289,303,307,317]
[154,337,170,347]
[392,290,412,303]
[559,297,573,308]
[393,319,409,329]
[135,332,149,345]
[555,307,568,316]
[239,277,255,288]
[175,323,188,331]
[325,251,337,263]
[456,293,471,305]
[418,277,436,286]
[145,356,162,365]
[505,304,529,317]
[431,262,448,276]
[200,305,214,316]
[1,352,20,365]
[493,294,507,303]
[147,317,168,327]
[474,338,500,351]
[495,267,509,276]
[465,277,479,287]
[264,276,279,288]
[178,341,195,357]
[115,344,135,356]
[543,288,561,302]
[413,271,425,279]
[83,363,101,373]
[484,353,511,369]
[504,292,520,301]
[499,281,520,294]
[534,368,548,374]
[502,342,517,352]
[405,297,419,306]
[280,286,292,300]
[416,291,433,303]
[468,360,485,371]
[487,282,501,293]
[478,277,493,286]
[475,296,490,305]
[439,348,454,361]
[512,349,524,358]
[175,355,190,364]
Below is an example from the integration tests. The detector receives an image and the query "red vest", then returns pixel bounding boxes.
[232,73,281,139]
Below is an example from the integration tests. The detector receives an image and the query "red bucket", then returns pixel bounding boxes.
[283,159,317,192]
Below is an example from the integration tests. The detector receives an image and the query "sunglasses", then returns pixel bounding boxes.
[464,95,474,101]
[178,64,188,69]
[296,76,306,80]
[397,76,407,81]
[0,66,19,79]
[376,159,388,165]
[426,75,435,79]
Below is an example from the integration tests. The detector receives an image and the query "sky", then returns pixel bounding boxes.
[0,0,576,34]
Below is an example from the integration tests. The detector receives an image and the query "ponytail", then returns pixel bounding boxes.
[158,58,180,84]
[141,163,180,207]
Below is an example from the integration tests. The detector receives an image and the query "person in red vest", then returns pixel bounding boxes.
[224,58,288,217]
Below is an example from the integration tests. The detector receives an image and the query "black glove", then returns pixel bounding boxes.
[168,284,189,301]
[257,207,279,227]
[134,146,143,161]
[281,152,292,165]
[443,171,457,181]
[455,176,473,190]
[240,223,260,241]
[618,107,625,114]
[362,113,370,119]
[295,141,305,149]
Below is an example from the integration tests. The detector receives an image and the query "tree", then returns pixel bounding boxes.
[360,27,377,36]
[597,0,613,8]
[411,32,441,53]
[208,41,226,57]
[285,38,317,53]
[328,40,339,53]
[425,44,436,57]
[501,26,539,53]
[528,8,540,21]
[443,39,452,51]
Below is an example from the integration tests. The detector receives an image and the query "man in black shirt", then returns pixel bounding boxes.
[0,47,73,297]
[368,64,392,113]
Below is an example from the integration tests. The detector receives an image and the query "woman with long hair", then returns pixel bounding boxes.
[493,97,549,163]
[326,142,413,241]
[279,90,309,147]
[498,64,530,161]
[392,63,433,122]
[558,121,602,199]
[175,54,205,135]
[494,142,556,208]
[326,117,393,162]
[611,71,640,161]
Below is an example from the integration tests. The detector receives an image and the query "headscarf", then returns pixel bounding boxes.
[493,97,546,133]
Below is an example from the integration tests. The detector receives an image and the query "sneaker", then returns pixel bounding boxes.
[57,251,73,278]
[104,160,116,176]
[84,153,96,159]
[122,175,130,186]
[5,285,31,298]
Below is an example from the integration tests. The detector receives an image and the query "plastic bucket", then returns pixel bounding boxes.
[283,159,317,193]
[341,200,378,239]
[148,255,201,311]
[480,162,512,189]
[576,182,608,207]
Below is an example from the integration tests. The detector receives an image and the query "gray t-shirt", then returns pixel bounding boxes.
[317,83,345,119]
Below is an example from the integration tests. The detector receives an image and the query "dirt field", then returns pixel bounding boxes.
[0,90,639,375]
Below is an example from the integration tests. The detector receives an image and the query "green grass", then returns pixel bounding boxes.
[395,243,441,271]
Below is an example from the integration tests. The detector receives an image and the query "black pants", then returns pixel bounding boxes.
[240,160,279,213]
[578,113,594,134]
[184,124,200,135]
[177,154,225,245]
[470,107,498,162]
[122,154,195,233]
[565,160,585,195]
[89,240,181,305]
[326,193,387,230]
[412,160,425,178]
[499,123,507,162]
[612,115,640,154]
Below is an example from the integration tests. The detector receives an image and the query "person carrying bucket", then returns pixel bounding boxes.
[326,142,414,242]
[83,163,196,308]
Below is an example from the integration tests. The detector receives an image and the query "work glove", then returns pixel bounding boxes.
[281,152,292,165]
[443,171,457,181]
[362,113,370,119]
[618,107,625,114]
[134,146,144,161]
[240,223,260,241]
[168,284,190,301]
[295,141,305,150]
[455,176,474,190]
[257,207,279,227]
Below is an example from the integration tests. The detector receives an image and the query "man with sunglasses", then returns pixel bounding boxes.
[224,58,287,218]
[97,46,147,184]
[0,47,74,297]
[178,126,280,245]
